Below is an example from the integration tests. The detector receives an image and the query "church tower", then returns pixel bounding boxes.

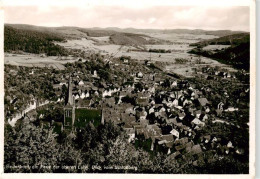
[67,76,73,105]
[64,76,75,130]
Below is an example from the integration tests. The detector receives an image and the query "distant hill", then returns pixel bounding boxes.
[4,25,69,56]
[77,28,115,37]
[6,24,246,38]
[110,33,169,46]
[189,33,249,47]
[188,33,250,70]
[160,29,245,37]
[4,24,248,56]
[77,28,170,45]
[96,28,246,37]
[6,24,89,39]
[5,24,169,46]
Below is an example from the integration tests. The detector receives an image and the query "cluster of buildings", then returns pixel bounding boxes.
[4,54,248,165]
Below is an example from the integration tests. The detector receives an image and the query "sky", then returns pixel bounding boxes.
[3,3,250,31]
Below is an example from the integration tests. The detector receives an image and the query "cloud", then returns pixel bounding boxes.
[4,5,249,31]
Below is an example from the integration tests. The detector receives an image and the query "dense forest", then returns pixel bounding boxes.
[4,120,248,173]
[4,25,69,56]
[189,33,250,70]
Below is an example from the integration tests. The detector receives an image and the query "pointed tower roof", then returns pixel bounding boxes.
[66,76,73,106]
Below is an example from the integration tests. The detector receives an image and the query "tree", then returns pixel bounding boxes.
[4,120,60,172]
[163,78,171,87]
[135,82,144,92]
[56,137,83,173]
[4,120,81,173]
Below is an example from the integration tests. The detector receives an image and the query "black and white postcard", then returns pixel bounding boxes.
[0,0,256,178]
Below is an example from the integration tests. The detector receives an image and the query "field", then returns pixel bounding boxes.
[4,53,80,70]
[202,45,231,51]
[55,32,235,76]
[4,26,237,76]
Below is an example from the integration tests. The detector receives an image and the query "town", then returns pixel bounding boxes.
[4,49,249,172]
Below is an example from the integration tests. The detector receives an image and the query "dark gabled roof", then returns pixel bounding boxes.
[160,134,174,142]
[165,141,174,148]
[175,137,188,145]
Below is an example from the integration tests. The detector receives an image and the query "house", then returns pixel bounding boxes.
[167,118,178,125]
[178,112,186,120]
[225,107,239,112]
[140,118,149,127]
[124,127,135,143]
[78,80,84,86]
[139,111,147,120]
[158,134,175,154]
[190,144,203,155]
[125,106,136,115]
[182,99,191,106]
[103,97,116,108]
[148,86,155,93]
[197,98,209,107]
[145,60,152,66]
[171,81,178,87]
[137,72,143,78]
[191,118,205,127]
[170,129,179,138]
[175,137,188,146]
[59,80,67,86]
[123,59,129,64]
[29,70,34,75]
[227,141,234,148]
[53,84,62,89]
[172,99,178,106]
[160,134,174,143]
[200,114,208,122]
[73,93,80,100]
[202,135,211,143]
[119,91,128,99]
[102,89,113,97]
[136,97,149,107]
[205,107,210,113]
[80,91,88,99]
[235,148,245,155]
[92,70,98,78]
[124,115,136,125]
[184,141,194,153]
[194,110,202,118]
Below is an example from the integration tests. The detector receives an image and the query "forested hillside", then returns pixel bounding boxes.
[79,28,167,46]
[190,33,249,47]
[189,33,250,70]
[4,25,69,56]
[109,33,159,46]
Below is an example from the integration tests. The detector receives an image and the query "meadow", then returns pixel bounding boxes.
[4,29,235,76]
